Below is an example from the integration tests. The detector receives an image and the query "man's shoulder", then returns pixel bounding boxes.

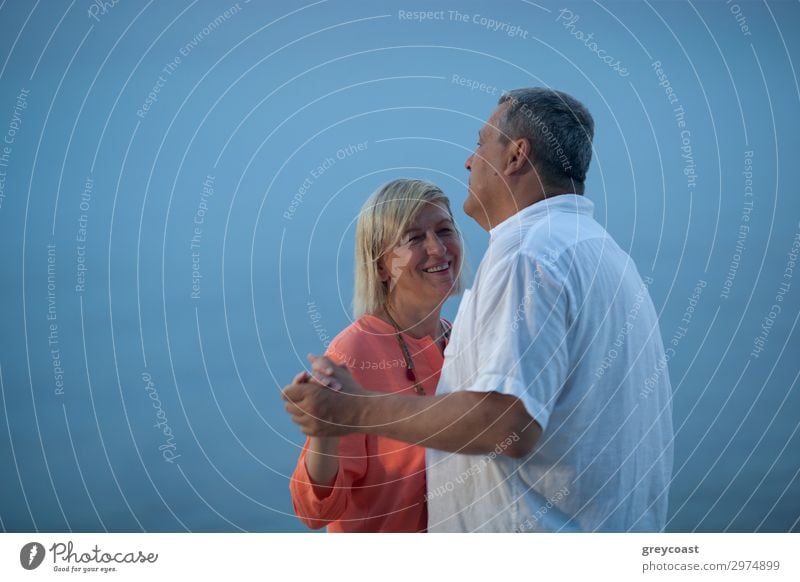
[518,214,615,265]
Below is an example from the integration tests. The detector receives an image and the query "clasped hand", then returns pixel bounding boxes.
[282,354,369,437]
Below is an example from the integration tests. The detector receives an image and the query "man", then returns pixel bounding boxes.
[284,87,673,532]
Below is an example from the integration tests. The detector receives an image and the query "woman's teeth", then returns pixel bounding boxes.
[424,263,449,273]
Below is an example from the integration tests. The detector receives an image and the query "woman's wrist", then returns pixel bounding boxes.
[309,436,339,455]
[305,437,340,498]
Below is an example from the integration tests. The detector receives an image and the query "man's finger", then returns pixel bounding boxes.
[291,413,308,427]
[284,399,307,416]
[291,414,324,436]
[282,383,310,402]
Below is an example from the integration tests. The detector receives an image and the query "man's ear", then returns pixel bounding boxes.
[505,137,532,175]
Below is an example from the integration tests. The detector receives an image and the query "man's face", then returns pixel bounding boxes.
[463,103,512,230]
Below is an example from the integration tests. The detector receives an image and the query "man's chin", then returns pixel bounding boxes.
[463,195,476,219]
[464,196,492,231]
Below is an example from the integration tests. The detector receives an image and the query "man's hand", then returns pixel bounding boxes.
[282,355,371,437]
[285,354,541,456]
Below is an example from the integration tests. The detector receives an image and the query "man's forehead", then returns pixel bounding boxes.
[482,103,509,134]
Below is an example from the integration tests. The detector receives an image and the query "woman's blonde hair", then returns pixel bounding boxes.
[353,179,464,318]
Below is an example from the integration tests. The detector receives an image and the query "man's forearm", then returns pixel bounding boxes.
[355,390,539,457]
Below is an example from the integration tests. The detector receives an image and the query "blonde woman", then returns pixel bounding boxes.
[288,179,464,532]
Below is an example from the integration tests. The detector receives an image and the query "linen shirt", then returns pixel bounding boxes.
[290,315,446,532]
[426,194,674,532]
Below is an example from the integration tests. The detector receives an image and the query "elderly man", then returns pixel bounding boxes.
[284,87,673,532]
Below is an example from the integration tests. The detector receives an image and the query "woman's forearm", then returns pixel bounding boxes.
[304,437,340,498]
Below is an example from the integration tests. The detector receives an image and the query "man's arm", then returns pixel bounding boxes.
[283,358,541,458]
[358,389,541,458]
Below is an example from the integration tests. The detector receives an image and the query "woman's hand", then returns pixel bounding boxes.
[306,354,368,396]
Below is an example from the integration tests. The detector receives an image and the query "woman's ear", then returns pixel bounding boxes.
[377,259,390,283]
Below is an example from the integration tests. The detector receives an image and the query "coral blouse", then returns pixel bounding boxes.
[289,315,447,532]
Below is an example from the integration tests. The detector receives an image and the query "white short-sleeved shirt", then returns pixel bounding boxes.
[426,195,674,532]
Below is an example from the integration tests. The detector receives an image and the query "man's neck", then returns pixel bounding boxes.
[484,184,582,231]
[482,188,544,231]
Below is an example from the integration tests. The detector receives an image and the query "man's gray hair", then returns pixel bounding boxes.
[497,88,594,185]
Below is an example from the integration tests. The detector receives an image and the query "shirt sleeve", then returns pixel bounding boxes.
[289,433,368,529]
[467,252,570,432]
[287,338,369,529]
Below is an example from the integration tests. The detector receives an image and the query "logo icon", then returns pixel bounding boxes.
[20,542,45,570]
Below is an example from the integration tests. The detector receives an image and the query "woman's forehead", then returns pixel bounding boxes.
[406,203,452,229]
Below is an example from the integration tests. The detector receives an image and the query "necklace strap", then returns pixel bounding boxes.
[383,309,425,395]
[384,309,450,344]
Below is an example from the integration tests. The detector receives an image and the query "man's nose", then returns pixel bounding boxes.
[464,153,472,171]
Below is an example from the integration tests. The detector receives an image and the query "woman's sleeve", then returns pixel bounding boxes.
[289,433,368,529]
[288,334,368,529]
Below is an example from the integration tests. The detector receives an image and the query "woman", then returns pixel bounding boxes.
[288,178,464,532]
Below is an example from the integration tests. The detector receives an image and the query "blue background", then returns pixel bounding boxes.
[0,0,798,532]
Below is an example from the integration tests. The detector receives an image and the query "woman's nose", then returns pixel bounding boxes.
[425,233,446,255]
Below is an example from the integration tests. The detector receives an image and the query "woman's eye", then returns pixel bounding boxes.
[438,228,453,235]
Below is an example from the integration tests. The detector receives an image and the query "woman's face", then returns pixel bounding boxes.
[379,202,462,312]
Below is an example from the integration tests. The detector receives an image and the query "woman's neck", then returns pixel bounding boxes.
[380,299,442,340]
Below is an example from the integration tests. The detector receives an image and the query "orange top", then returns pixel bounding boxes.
[289,315,447,532]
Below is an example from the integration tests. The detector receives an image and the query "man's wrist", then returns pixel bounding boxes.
[349,392,373,431]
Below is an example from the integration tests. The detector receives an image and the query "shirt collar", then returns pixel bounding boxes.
[489,194,594,241]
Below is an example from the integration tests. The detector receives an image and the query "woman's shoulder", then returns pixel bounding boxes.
[325,315,390,365]
[331,314,387,341]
